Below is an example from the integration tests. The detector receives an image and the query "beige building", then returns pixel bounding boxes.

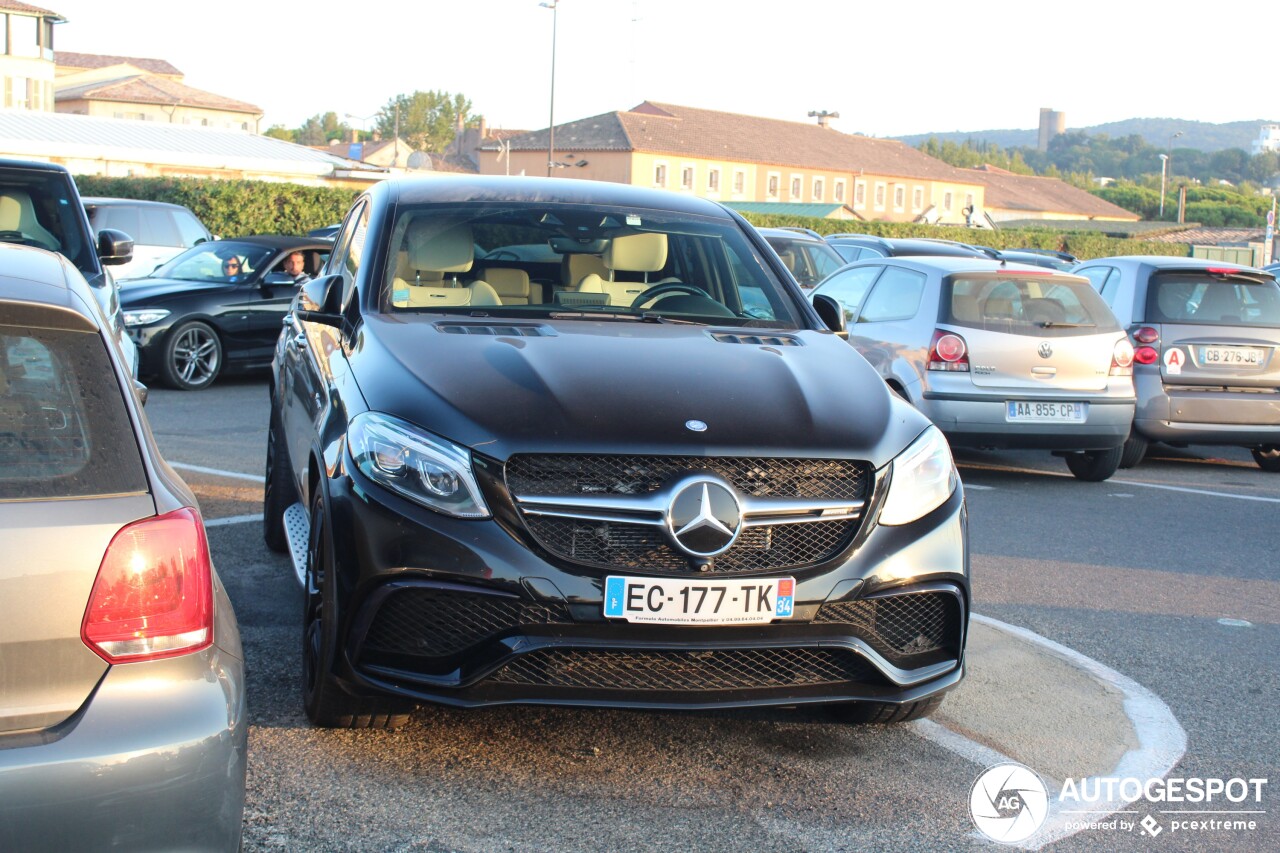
[54,51,262,132]
[0,1,61,111]
[478,101,989,225]
[960,165,1139,223]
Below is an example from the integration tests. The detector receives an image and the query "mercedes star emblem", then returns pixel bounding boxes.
[666,479,742,558]
[685,419,708,432]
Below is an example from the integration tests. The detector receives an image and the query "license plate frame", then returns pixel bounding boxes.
[603,576,796,625]
[1199,346,1264,367]
[1006,401,1086,422]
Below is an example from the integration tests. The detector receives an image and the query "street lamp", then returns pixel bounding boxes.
[540,0,558,177]
[1158,154,1169,219]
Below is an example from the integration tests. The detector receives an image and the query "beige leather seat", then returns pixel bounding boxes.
[951,294,980,322]
[563,253,609,289]
[0,189,60,250]
[484,268,541,305]
[391,222,500,308]
[583,233,669,307]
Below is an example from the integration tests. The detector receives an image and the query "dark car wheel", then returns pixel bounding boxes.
[263,402,298,553]
[1118,431,1148,469]
[1252,446,1280,473]
[302,491,414,729]
[830,695,944,724]
[161,320,222,390]
[1064,446,1123,482]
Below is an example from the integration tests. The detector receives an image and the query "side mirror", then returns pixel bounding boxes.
[97,229,134,265]
[296,273,343,326]
[812,294,848,339]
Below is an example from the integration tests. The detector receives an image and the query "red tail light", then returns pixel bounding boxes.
[1205,267,1237,275]
[1134,346,1160,365]
[1132,326,1159,344]
[81,507,214,664]
[928,330,970,371]
[1110,338,1134,376]
[1130,325,1160,365]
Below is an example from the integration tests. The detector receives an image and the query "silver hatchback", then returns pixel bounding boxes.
[812,257,1136,480]
[0,244,245,850]
[1074,256,1280,470]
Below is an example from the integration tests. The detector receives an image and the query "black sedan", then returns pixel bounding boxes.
[121,235,331,390]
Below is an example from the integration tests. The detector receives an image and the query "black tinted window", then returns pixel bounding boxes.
[0,324,146,500]
[1146,272,1280,327]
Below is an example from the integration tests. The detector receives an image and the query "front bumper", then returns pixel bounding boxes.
[323,465,969,711]
[0,645,247,852]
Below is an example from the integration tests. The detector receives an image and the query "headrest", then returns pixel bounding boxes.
[565,253,608,284]
[952,294,980,322]
[0,190,36,230]
[406,221,474,273]
[604,233,668,273]
[484,267,530,298]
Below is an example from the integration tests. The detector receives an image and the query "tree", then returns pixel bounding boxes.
[264,125,295,142]
[376,90,477,153]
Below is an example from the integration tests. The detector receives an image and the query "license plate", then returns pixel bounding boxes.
[1006,401,1086,422]
[603,576,795,625]
[1200,346,1263,366]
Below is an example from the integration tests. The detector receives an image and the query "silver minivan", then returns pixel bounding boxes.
[1074,256,1280,470]
[812,257,1135,480]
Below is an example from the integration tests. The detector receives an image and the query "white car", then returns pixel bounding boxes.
[85,197,213,281]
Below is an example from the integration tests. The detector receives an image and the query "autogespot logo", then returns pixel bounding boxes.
[969,762,1050,844]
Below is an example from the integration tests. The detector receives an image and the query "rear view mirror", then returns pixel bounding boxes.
[97,229,134,265]
[548,236,608,254]
[812,294,848,338]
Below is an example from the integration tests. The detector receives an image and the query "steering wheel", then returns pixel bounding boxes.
[630,282,709,309]
[484,250,520,261]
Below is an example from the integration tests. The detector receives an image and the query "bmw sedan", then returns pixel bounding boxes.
[120,235,332,390]
[0,243,245,850]
[812,257,1136,481]
[267,175,969,730]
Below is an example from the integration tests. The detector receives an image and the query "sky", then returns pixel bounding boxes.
[47,0,1277,139]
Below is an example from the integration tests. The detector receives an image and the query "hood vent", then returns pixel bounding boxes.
[437,323,552,337]
[710,331,803,347]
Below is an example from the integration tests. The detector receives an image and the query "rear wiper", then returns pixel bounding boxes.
[1038,321,1096,328]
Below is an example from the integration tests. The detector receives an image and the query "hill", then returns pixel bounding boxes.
[895,118,1278,153]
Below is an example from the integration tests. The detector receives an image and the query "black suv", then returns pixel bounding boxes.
[0,159,135,373]
[267,175,969,729]
[826,234,991,264]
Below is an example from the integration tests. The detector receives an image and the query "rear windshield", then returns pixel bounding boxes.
[943,273,1120,336]
[0,324,147,500]
[1146,272,1280,327]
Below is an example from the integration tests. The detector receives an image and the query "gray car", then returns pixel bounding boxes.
[812,257,1136,481]
[1074,256,1280,470]
[0,243,246,850]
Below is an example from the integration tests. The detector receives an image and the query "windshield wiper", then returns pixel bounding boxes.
[1038,321,1096,328]
[548,311,704,325]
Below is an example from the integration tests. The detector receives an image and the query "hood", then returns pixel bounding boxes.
[352,317,931,467]
[119,277,237,304]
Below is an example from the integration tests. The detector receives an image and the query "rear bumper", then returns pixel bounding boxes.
[1134,374,1280,446]
[0,645,247,852]
[918,391,1134,450]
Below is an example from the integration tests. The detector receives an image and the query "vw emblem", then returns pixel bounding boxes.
[685,419,708,432]
[1037,342,1053,359]
[666,478,742,558]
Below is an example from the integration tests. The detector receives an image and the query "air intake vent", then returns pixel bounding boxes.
[710,331,802,346]
[437,323,551,337]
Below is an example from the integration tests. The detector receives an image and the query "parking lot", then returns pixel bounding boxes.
[147,376,1279,852]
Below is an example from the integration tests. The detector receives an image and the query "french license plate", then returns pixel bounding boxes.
[1200,346,1263,366]
[1006,401,1086,422]
[603,576,795,625]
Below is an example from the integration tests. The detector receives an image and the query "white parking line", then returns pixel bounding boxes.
[913,613,1187,850]
[170,462,265,484]
[958,462,1280,503]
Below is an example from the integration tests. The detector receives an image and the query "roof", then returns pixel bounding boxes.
[726,202,859,218]
[0,2,62,17]
[55,74,260,114]
[994,219,1194,236]
[483,101,980,185]
[960,166,1140,220]
[54,51,183,76]
[0,110,381,177]
[1139,226,1267,245]
[208,235,334,250]
[82,196,192,211]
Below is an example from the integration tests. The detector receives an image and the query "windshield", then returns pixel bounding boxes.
[943,273,1121,336]
[0,168,97,274]
[763,235,845,287]
[147,241,275,283]
[381,203,802,327]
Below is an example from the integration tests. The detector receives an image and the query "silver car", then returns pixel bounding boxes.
[0,243,246,850]
[1074,256,1280,470]
[812,257,1136,481]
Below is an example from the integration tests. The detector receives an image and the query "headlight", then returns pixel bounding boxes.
[878,426,958,526]
[122,308,170,327]
[348,412,489,518]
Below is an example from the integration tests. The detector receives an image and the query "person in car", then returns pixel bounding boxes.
[221,255,245,282]
[281,251,311,284]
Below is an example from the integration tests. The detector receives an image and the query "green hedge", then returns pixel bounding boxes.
[738,212,1182,261]
[74,176,359,239]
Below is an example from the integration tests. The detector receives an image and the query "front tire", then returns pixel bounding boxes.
[263,401,297,553]
[302,491,413,729]
[830,695,944,724]
[161,320,222,390]
[1064,446,1122,482]
[1253,446,1280,472]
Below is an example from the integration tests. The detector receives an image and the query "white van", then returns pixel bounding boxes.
[84,197,213,281]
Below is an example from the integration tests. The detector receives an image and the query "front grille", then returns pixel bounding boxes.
[489,647,878,691]
[506,455,870,575]
[363,588,573,657]
[815,592,961,665]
